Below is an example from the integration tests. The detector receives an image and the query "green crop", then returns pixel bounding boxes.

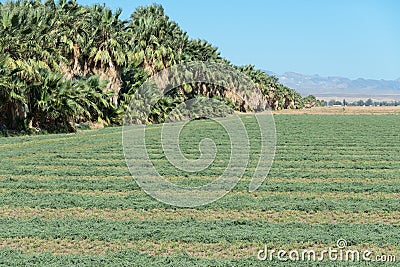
[1,114,399,266]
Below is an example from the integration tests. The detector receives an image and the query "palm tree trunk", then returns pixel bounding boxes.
[5,101,26,129]
[72,43,82,77]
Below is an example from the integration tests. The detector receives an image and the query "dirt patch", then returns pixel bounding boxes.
[273,106,400,115]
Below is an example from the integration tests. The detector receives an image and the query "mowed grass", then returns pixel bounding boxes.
[1,114,400,266]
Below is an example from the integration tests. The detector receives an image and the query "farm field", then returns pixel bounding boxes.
[1,114,400,266]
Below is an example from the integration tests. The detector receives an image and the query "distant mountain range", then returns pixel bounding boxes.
[265,71,400,102]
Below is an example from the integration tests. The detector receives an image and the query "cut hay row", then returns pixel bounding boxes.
[1,187,400,199]
[1,206,400,224]
[1,176,400,193]
[0,218,399,247]
[2,174,400,184]
[1,191,400,211]
[1,237,399,259]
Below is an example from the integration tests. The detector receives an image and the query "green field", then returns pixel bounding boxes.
[1,114,400,266]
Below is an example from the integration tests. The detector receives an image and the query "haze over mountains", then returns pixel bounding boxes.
[265,71,400,102]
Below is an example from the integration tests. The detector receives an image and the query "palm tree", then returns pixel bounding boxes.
[236,65,280,110]
[36,72,115,131]
[0,0,65,129]
[86,5,133,105]
[182,39,222,62]
[53,0,89,78]
[0,56,25,129]
[130,4,187,75]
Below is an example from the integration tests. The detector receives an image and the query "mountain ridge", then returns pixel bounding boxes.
[264,70,400,101]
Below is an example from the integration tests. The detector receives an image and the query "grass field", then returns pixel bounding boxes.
[1,114,400,266]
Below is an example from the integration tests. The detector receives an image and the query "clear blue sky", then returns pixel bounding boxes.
[79,0,399,80]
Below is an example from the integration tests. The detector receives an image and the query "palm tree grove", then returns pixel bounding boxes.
[0,0,322,135]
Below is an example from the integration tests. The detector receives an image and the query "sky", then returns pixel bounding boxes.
[78,0,400,80]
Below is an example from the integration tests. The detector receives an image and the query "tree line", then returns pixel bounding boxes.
[0,0,318,134]
[328,99,400,107]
